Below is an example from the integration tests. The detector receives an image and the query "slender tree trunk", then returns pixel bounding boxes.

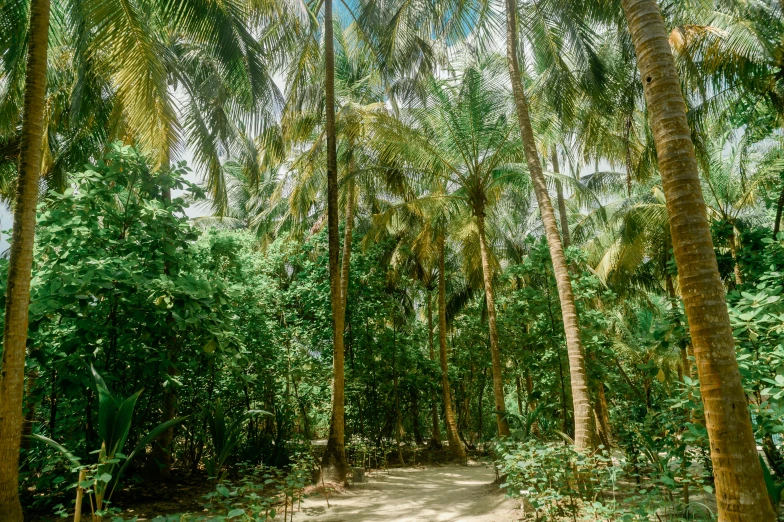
[339,178,355,319]
[525,373,540,435]
[151,187,177,478]
[20,361,40,454]
[151,359,177,476]
[622,1,774,518]
[728,229,742,286]
[773,186,783,239]
[505,0,593,450]
[437,236,466,459]
[0,0,51,517]
[477,367,486,442]
[392,324,404,464]
[322,0,348,482]
[427,292,442,448]
[516,376,524,415]
[475,213,510,437]
[594,383,612,448]
[552,149,570,248]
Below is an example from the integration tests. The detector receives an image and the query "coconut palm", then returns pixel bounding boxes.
[370,180,469,457]
[373,55,528,437]
[503,0,603,450]
[0,1,50,517]
[619,0,774,518]
[0,0,288,510]
[699,128,783,285]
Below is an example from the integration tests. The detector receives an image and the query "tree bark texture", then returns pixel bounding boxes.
[321,0,348,482]
[0,0,51,518]
[438,236,466,460]
[505,0,593,451]
[427,292,442,448]
[622,0,774,519]
[475,214,510,437]
[552,149,571,248]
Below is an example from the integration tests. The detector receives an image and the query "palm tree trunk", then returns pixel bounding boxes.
[339,179,355,320]
[427,292,442,448]
[773,186,783,239]
[552,149,570,248]
[505,0,593,450]
[437,236,466,460]
[322,0,348,483]
[594,383,612,448]
[622,1,774,519]
[475,213,510,437]
[0,0,50,518]
[728,229,742,286]
[515,376,524,415]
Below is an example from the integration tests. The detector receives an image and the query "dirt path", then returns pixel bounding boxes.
[293,462,523,522]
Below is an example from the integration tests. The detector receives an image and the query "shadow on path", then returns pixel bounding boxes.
[294,462,522,522]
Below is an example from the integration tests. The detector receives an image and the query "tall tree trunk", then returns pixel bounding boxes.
[773,185,783,239]
[150,184,177,478]
[339,178,355,319]
[622,1,774,518]
[552,149,570,248]
[477,367,486,442]
[437,236,466,460]
[505,0,593,450]
[20,359,40,454]
[475,213,510,437]
[322,0,348,483]
[0,0,51,518]
[728,229,742,286]
[392,324,405,464]
[427,292,442,448]
[515,376,524,415]
[594,383,612,448]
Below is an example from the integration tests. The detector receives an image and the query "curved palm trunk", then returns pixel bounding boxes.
[552,149,570,248]
[427,292,442,448]
[437,236,466,459]
[504,0,593,450]
[322,0,348,483]
[475,214,510,437]
[0,0,51,518]
[622,1,774,519]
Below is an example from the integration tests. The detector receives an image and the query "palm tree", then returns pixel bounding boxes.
[699,128,782,286]
[374,56,528,437]
[504,0,595,450]
[0,0,287,503]
[320,0,350,482]
[264,21,387,480]
[372,189,468,458]
[620,0,774,518]
[0,1,50,517]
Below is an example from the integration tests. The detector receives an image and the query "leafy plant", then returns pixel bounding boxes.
[31,367,188,519]
[205,401,270,482]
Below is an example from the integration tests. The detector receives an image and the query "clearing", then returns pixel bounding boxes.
[294,462,523,522]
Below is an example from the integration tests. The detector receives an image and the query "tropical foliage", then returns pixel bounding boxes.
[2,0,784,521]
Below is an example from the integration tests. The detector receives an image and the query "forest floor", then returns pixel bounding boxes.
[293,461,524,522]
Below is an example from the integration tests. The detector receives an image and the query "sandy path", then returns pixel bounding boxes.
[293,462,523,522]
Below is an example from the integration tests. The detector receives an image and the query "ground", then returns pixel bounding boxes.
[294,461,524,522]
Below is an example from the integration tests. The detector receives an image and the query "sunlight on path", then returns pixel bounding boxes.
[293,462,523,522]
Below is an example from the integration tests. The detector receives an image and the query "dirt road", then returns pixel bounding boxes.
[293,462,523,522]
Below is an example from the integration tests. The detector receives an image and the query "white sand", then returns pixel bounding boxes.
[293,462,524,522]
